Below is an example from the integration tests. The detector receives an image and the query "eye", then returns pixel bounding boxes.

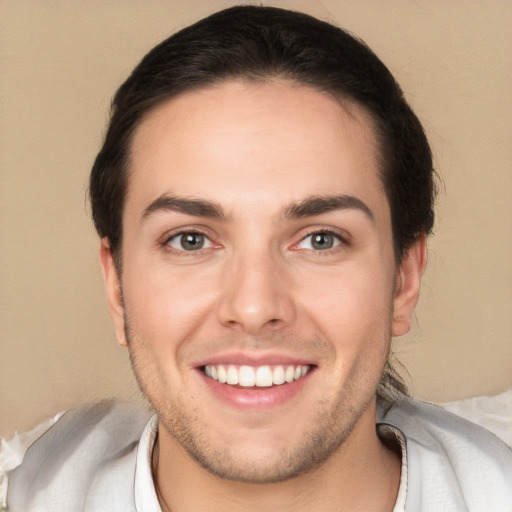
[166,232,213,251]
[297,231,342,251]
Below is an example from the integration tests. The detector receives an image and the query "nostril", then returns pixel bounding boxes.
[266,318,284,330]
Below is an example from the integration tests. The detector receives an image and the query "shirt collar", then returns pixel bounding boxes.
[377,424,408,512]
[134,414,161,512]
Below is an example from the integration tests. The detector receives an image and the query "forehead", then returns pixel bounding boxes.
[126,80,387,222]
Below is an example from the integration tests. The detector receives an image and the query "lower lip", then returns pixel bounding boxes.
[198,369,313,409]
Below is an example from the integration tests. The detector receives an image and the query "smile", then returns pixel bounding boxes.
[203,364,311,387]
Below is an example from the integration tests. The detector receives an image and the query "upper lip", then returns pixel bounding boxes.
[193,351,317,368]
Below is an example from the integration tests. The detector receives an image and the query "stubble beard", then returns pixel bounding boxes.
[160,390,377,484]
[123,314,390,484]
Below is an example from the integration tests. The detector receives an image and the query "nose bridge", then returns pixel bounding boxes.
[217,241,293,334]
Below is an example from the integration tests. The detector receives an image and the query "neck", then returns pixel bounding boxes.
[152,401,401,512]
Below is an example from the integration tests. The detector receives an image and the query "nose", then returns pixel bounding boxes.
[217,249,295,335]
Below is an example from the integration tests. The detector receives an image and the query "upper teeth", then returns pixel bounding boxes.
[204,364,310,387]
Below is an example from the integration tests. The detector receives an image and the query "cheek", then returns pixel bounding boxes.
[122,261,219,347]
[292,266,393,409]
[297,263,395,346]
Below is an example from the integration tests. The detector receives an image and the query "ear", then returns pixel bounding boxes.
[99,238,128,347]
[392,234,428,337]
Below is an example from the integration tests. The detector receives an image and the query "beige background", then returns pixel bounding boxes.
[1,0,511,439]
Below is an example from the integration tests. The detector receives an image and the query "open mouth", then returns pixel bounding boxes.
[202,364,312,387]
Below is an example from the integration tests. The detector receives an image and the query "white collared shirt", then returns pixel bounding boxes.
[3,397,512,511]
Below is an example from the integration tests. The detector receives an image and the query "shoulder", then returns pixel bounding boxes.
[378,395,512,511]
[6,400,152,511]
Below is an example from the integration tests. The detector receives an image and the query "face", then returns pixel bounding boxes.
[100,80,424,483]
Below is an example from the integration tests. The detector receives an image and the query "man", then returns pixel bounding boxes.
[6,5,512,511]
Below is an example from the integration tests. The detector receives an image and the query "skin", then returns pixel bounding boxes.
[100,80,426,512]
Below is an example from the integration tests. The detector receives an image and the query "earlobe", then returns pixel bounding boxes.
[392,235,427,337]
[99,238,127,347]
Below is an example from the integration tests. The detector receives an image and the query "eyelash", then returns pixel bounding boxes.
[162,229,216,254]
[293,228,349,253]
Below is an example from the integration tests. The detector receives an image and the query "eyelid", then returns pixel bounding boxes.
[291,227,350,251]
[167,232,214,250]
[160,226,221,253]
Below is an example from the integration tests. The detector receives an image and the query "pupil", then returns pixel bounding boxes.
[182,233,204,250]
[312,233,333,250]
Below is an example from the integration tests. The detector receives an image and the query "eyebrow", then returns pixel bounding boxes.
[282,195,375,222]
[141,195,226,221]
[141,193,374,224]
